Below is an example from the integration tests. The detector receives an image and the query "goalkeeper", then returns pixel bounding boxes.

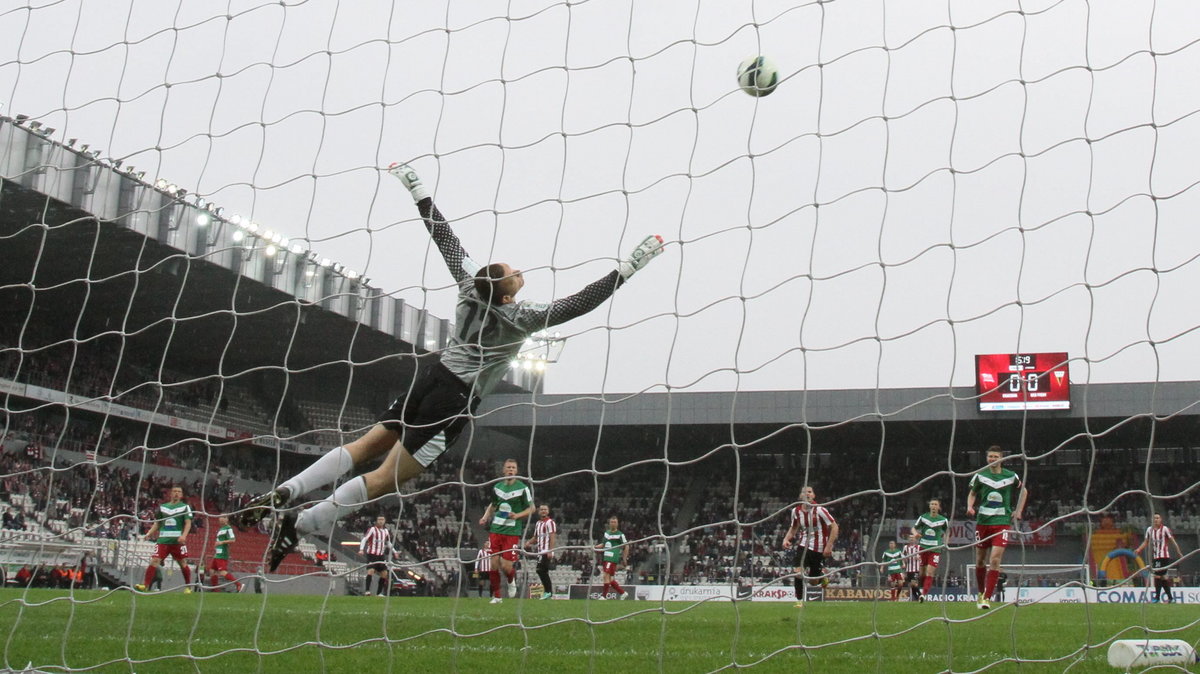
[239,162,667,570]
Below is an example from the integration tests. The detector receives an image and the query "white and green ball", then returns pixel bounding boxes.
[737,55,780,97]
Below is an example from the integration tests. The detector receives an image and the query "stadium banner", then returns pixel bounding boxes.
[15,380,230,438]
[893,519,1055,546]
[1013,586,1199,604]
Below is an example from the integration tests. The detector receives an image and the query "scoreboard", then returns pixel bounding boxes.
[975,352,1070,411]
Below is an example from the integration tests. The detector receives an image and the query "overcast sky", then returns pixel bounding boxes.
[3,0,1199,396]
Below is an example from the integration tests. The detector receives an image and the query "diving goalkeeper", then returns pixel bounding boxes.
[239,163,667,570]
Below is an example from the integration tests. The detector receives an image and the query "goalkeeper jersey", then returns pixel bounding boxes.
[969,469,1023,525]
[154,501,193,544]
[488,480,533,536]
[881,549,903,574]
[601,530,627,564]
[913,512,949,550]
[421,200,627,397]
[214,525,235,560]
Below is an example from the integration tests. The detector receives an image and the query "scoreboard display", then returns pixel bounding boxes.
[975,352,1070,411]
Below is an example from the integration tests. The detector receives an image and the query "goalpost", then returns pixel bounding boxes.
[962,563,1090,602]
[2,0,1200,671]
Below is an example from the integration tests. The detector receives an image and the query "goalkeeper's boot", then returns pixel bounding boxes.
[977,594,991,610]
[232,486,291,531]
[267,512,300,572]
[134,584,147,592]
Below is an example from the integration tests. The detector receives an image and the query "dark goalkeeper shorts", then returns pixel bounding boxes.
[792,547,824,579]
[378,355,480,467]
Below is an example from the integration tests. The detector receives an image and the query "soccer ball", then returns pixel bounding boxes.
[737,56,779,97]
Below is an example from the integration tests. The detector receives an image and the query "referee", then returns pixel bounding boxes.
[360,516,393,596]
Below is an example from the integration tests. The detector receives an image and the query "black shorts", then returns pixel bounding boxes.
[793,547,824,579]
[1152,558,1171,576]
[378,355,480,467]
[366,553,388,572]
[905,572,920,584]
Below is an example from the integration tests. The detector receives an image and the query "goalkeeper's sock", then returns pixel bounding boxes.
[983,569,1000,600]
[506,569,515,584]
[181,565,192,585]
[611,580,624,596]
[490,570,501,598]
[143,565,156,588]
[295,476,368,536]
[210,575,219,588]
[922,574,934,595]
[794,577,805,601]
[975,566,986,595]
[280,447,353,502]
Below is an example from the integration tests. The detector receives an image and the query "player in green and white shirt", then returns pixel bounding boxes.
[478,459,534,603]
[966,446,1028,609]
[207,516,244,592]
[595,516,629,600]
[910,498,949,601]
[879,541,904,601]
[135,486,194,593]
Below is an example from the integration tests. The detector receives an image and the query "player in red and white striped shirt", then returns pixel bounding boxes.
[474,546,492,598]
[1133,513,1185,604]
[525,504,558,600]
[360,516,393,596]
[902,538,922,601]
[782,486,839,607]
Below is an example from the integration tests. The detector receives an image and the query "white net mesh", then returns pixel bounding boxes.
[1,0,1199,671]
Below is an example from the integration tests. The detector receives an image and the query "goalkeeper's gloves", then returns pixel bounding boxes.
[387,162,430,202]
[618,234,665,280]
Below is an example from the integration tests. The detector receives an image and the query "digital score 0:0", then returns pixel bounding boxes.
[975,352,1070,411]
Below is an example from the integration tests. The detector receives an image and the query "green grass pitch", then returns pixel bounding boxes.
[0,590,1195,672]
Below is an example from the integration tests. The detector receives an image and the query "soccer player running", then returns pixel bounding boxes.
[782,485,839,607]
[879,541,904,601]
[902,536,922,601]
[479,459,534,604]
[527,504,558,600]
[238,162,666,570]
[134,486,194,593]
[1133,513,1185,604]
[208,516,244,593]
[360,516,394,597]
[595,516,629,599]
[966,446,1028,609]
[910,498,949,601]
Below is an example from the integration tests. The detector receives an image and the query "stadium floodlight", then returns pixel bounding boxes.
[66,138,76,147]
[265,245,277,257]
[134,171,145,180]
[231,231,243,243]
[80,144,89,153]
[345,269,358,280]
[38,127,55,137]
[13,114,27,124]
[155,178,168,190]
[230,215,243,226]
[246,222,258,233]
[195,213,210,226]
[28,121,41,130]
[271,233,282,244]
[196,198,207,209]
[289,243,304,255]
[360,277,370,286]
[88,150,100,159]
[111,159,122,169]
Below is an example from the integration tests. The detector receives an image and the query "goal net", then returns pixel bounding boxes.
[2,0,1200,671]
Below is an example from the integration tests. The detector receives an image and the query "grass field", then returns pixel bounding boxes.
[0,590,1196,673]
